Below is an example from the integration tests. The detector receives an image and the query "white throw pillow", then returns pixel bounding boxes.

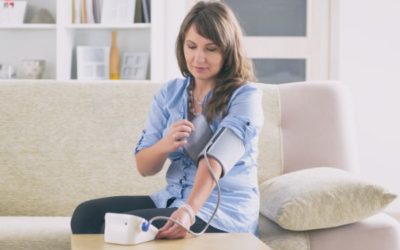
[259,167,397,231]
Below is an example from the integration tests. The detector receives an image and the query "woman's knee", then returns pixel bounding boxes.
[71,199,104,234]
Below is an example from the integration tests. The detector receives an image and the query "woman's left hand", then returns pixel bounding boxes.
[156,207,194,239]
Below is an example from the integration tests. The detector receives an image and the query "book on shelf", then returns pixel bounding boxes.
[72,0,81,24]
[72,0,75,23]
[83,0,95,23]
[134,0,150,23]
[92,0,102,24]
[72,0,145,25]
[72,0,96,24]
[142,0,150,23]
[81,0,88,23]
[134,0,142,23]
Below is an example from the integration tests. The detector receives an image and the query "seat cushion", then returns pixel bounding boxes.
[0,216,71,250]
[309,213,400,250]
[259,213,400,250]
[259,215,310,250]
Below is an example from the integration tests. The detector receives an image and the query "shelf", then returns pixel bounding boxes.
[63,79,154,84]
[65,23,151,30]
[0,24,57,30]
[0,79,56,83]
[0,79,155,84]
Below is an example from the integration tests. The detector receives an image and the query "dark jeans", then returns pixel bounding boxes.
[70,195,225,234]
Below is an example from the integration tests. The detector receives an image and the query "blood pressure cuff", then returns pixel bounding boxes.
[197,127,245,178]
[183,114,246,177]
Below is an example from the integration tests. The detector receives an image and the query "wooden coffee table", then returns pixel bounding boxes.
[71,233,272,250]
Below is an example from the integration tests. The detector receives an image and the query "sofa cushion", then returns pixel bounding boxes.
[0,216,71,250]
[259,167,397,230]
[0,82,167,216]
[309,213,400,250]
[258,215,310,250]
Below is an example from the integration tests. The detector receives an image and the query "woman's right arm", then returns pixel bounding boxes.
[135,139,170,176]
[135,119,195,176]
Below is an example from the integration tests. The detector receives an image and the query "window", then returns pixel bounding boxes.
[224,0,330,84]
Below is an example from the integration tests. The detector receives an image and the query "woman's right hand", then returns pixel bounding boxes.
[161,119,195,153]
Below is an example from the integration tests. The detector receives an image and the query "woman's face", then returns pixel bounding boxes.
[183,25,223,84]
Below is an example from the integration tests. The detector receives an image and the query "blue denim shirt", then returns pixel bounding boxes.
[135,77,264,235]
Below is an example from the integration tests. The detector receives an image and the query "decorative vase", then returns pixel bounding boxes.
[109,31,120,80]
[20,60,46,79]
[30,8,55,24]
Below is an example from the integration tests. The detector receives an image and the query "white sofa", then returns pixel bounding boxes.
[0,80,399,250]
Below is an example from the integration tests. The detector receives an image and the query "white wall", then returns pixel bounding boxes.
[336,0,400,215]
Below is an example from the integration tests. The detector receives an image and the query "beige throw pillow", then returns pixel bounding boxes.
[259,167,397,231]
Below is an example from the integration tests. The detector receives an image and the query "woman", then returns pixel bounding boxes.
[71,1,263,239]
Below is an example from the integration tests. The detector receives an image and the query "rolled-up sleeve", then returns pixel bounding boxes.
[134,87,169,154]
[218,84,264,152]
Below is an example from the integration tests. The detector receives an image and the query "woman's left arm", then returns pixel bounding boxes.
[187,158,222,213]
[156,157,221,239]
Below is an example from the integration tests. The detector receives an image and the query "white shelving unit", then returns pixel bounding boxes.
[0,0,166,82]
[64,24,151,29]
[0,24,56,29]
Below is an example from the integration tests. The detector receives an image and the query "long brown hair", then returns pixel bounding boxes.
[176,1,256,121]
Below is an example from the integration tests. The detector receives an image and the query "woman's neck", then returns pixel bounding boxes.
[193,78,215,97]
